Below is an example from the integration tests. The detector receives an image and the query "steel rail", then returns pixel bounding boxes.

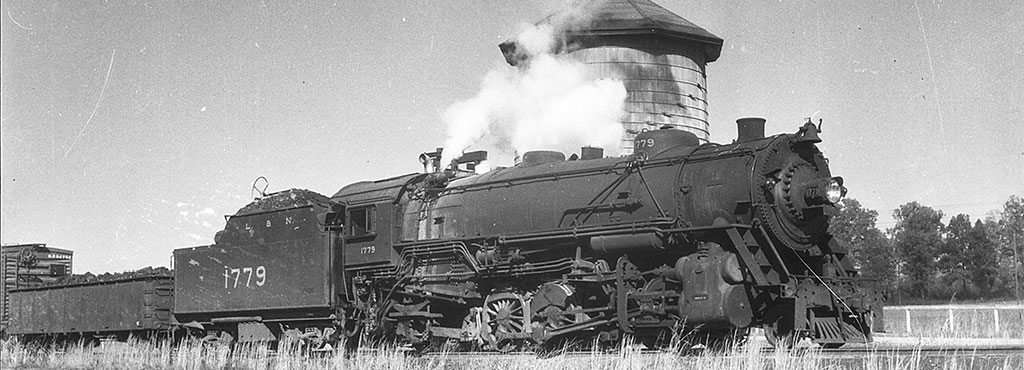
[419,344,1024,358]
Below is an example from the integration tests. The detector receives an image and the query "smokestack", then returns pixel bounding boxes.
[736,117,766,142]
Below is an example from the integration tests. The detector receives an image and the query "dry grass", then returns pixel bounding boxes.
[3,305,1021,369]
[2,337,1021,370]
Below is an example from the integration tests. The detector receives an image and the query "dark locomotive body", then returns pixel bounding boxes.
[170,190,345,343]
[318,121,882,350]
[5,121,882,351]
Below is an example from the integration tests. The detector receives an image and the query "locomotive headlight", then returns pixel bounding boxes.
[825,177,846,204]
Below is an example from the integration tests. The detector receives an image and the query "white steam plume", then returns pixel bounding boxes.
[440,18,626,167]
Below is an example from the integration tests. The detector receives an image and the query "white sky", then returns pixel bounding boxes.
[2,0,1022,273]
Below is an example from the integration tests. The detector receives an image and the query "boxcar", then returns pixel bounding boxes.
[1,243,73,335]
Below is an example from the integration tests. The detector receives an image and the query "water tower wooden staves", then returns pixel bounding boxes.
[500,0,723,153]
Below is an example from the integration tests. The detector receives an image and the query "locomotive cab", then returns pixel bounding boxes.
[331,173,422,269]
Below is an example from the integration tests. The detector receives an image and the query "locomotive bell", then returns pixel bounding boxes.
[795,118,823,144]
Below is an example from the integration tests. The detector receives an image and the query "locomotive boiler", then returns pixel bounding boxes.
[317,118,882,350]
[168,118,877,350]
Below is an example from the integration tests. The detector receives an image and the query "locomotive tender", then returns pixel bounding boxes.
[167,117,882,350]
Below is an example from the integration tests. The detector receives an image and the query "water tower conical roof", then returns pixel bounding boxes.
[512,0,723,62]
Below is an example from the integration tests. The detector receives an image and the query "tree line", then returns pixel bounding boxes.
[829,195,1023,304]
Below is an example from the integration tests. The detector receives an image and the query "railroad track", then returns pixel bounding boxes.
[75,341,1024,360]
[411,344,1024,358]
[823,346,1023,354]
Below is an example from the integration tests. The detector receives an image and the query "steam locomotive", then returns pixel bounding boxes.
[6,118,883,351]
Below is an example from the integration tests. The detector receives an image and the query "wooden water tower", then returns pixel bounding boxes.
[501,0,723,153]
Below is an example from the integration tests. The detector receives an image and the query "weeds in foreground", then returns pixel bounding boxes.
[2,337,1021,370]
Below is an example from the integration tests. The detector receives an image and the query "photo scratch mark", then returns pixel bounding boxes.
[8,11,33,30]
[65,49,116,157]
[913,0,944,137]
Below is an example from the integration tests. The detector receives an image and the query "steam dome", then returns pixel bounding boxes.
[501,0,723,153]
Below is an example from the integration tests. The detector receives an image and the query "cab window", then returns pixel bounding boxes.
[348,206,375,237]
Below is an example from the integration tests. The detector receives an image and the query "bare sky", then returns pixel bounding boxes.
[2,0,1022,274]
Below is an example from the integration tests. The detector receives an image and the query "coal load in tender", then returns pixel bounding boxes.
[235,188,331,215]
